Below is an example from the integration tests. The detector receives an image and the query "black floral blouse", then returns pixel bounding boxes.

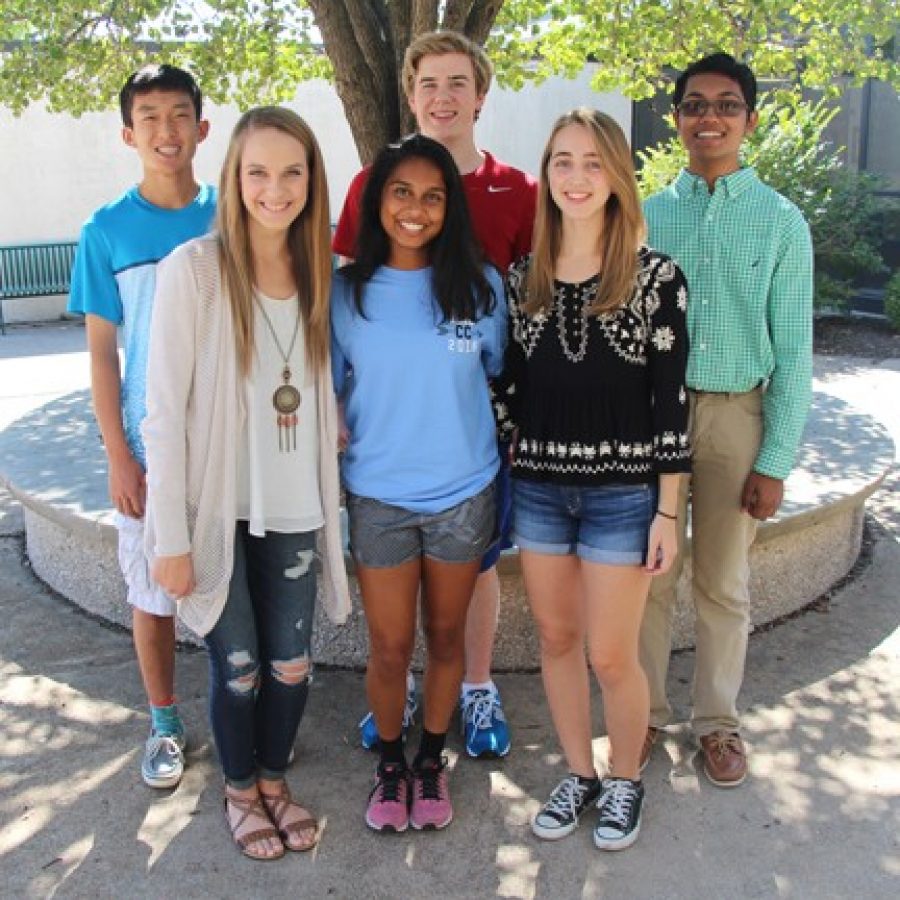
[494,247,691,485]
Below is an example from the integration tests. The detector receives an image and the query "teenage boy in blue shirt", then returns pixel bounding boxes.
[69,64,215,789]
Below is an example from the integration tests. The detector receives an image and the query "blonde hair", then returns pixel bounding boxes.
[216,106,332,376]
[525,108,646,318]
[402,30,493,100]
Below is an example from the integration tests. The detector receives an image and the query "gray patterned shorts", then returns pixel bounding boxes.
[346,481,496,568]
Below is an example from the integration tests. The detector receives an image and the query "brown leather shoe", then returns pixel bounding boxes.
[639,727,659,773]
[699,731,747,787]
[608,727,659,775]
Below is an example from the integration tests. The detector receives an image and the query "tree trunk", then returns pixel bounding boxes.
[308,0,505,165]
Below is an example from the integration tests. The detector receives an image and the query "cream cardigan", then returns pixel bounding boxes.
[142,235,350,636]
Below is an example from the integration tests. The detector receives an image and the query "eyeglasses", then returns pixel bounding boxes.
[676,99,749,118]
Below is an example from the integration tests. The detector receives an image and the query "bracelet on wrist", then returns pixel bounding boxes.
[656,509,678,521]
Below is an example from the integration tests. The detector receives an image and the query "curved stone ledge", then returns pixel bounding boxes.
[1,388,893,669]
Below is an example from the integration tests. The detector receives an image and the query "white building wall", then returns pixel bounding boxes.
[476,66,631,177]
[0,64,628,244]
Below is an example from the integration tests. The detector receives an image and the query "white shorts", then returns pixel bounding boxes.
[115,513,177,617]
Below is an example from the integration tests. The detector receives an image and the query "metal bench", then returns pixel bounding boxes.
[0,241,78,335]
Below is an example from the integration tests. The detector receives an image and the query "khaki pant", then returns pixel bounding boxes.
[639,388,762,736]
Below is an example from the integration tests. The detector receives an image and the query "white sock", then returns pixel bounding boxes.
[461,680,496,697]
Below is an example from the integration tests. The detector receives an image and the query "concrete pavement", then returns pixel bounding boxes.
[1,322,898,898]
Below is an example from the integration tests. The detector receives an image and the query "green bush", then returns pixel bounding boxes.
[636,93,891,309]
[885,272,900,332]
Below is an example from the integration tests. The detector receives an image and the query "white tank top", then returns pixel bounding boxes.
[236,290,323,533]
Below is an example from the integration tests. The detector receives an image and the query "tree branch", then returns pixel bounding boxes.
[47,6,119,47]
[307,0,397,162]
[412,0,440,35]
[343,0,392,88]
[386,0,409,84]
[712,0,752,47]
[464,0,504,45]
[441,0,473,32]
[387,1,415,136]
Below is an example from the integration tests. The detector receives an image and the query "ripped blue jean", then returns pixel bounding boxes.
[204,522,318,788]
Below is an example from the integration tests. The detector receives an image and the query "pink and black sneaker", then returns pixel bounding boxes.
[409,757,453,831]
[365,762,410,833]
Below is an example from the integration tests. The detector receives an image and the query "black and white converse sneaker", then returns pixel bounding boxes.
[532,773,603,840]
[593,777,644,850]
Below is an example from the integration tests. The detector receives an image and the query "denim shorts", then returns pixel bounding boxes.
[512,479,657,566]
[347,481,496,569]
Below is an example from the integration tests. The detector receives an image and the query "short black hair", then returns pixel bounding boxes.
[119,64,203,127]
[673,53,757,112]
[346,134,496,322]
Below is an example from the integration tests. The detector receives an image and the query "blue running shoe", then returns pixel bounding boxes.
[360,672,417,751]
[359,712,380,752]
[461,687,511,758]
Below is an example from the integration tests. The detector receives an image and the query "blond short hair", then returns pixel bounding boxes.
[402,30,493,99]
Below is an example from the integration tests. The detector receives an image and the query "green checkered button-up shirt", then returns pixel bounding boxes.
[643,167,813,480]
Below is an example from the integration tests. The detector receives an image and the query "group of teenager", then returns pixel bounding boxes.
[69,30,813,862]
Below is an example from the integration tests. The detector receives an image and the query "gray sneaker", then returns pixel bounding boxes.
[141,733,185,789]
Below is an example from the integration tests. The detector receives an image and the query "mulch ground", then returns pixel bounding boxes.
[814,316,900,358]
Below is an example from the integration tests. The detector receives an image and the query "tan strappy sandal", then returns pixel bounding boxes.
[259,781,319,852]
[224,790,285,861]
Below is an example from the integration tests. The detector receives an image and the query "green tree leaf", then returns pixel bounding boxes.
[1,1,896,161]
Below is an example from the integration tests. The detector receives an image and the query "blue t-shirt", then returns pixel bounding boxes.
[331,265,506,513]
[69,184,216,467]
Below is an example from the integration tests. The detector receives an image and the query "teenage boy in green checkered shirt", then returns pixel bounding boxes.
[639,53,813,787]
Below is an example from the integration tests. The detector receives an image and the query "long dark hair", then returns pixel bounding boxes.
[344,134,496,321]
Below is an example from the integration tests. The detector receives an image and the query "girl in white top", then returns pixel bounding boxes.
[143,107,349,862]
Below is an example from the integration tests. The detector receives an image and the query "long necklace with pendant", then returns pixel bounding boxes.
[255,292,302,452]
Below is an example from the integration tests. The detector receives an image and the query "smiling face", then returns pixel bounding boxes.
[380,156,447,270]
[239,127,309,238]
[546,123,612,225]
[122,89,208,178]
[407,52,485,147]
[675,72,758,184]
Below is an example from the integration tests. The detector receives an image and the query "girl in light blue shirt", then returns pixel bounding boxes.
[331,134,505,834]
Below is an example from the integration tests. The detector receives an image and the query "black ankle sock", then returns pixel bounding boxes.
[380,736,406,769]
[573,772,600,787]
[413,729,446,768]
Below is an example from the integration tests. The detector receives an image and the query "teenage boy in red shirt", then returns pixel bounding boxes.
[333,30,536,759]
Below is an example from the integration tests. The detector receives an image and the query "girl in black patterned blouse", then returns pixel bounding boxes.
[495,108,690,851]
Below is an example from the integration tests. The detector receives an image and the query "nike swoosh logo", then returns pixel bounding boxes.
[487,185,512,193]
